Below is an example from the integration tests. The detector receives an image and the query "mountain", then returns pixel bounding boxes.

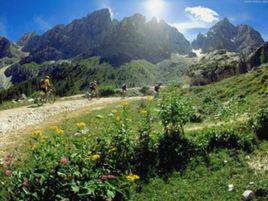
[22,9,191,66]
[17,32,36,46]
[247,42,268,68]
[188,49,247,85]
[0,36,27,68]
[0,37,13,59]
[192,18,264,56]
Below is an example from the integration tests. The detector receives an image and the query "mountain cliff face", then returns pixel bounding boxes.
[247,42,268,68]
[22,9,191,66]
[0,37,26,68]
[23,9,114,62]
[192,18,264,56]
[0,37,12,59]
[17,32,36,46]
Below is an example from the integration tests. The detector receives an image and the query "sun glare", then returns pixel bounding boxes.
[145,0,165,18]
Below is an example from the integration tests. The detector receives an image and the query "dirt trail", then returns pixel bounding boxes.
[185,114,249,132]
[0,96,144,156]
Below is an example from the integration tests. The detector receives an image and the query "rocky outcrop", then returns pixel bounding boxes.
[192,18,264,56]
[20,46,64,64]
[22,9,191,66]
[17,32,36,46]
[246,42,268,68]
[0,37,12,58]
[4,63,39,84]
[188,49,247,85]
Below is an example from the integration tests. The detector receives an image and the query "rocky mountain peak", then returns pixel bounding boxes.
[212,18,236,34]
[149,17,158,24]
[121,13,146,27]
[17,32,36,46]
[192,18,264,56]
[20,9,191,66]
[85,8,111,20]
[222,17,231,24]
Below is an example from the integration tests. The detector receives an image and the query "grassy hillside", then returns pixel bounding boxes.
[0,66,267,200]
[189,65,268,114]
[157,54,195,84]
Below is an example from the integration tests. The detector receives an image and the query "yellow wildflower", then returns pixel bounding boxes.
[76,122,86,130]
[120,101,129,107]
[111,109,118,114]
[31,144,36,151]
[109,147,117,153]
[33,130,42,137]
[126,173,140,181]
[139,108,148,115]
[90,154,101,161]
[147,96,154,102]
[49,126,58,131]
[50,126,64,135]
[56,128,64,135]
[33,130,47,142]
[39,135,47,142]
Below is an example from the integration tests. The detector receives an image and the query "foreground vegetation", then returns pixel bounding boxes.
[0,66,267,200]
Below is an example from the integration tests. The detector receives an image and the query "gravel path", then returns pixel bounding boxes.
[0,96,143,155]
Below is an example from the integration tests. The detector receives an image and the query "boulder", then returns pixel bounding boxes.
[228,184,234,191]
[242,190,254,201]
[188,49,247,85]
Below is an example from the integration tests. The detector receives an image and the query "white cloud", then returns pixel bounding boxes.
[0,21,7,37]
[34,16,51,31]
[185,6,219,23]
[169,6,219,40]
[170,17,209,34]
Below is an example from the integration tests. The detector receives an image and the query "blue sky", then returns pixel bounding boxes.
[0,0,268,42]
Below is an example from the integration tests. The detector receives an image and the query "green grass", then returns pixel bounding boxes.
[130,148,268,201]
[190,65,268,102]
[0,100,31,111]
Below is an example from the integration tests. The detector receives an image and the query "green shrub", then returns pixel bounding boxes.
[201,95,221,116]
[139,86,151,96]
[197,127,256,153]
[250,107,268,140]
[160,92,193,135]
[133,100,157,179]
[189,108,203,123]
[98,85,116,97]
[157,131,194,175]
[126,88,141,97]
